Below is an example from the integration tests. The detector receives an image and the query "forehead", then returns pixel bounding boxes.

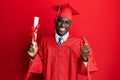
[58,16,71,21]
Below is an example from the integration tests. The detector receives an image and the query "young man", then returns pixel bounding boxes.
[25,3,97,80]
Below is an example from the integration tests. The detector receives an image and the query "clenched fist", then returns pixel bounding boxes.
[81,44,92,62]
[27,42,38,59]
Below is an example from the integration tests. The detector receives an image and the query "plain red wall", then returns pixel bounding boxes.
[0,0,120,80]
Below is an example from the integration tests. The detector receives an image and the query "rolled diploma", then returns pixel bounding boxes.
[32,16,39,48]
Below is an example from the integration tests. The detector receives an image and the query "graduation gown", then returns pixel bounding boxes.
[25,34,97,80]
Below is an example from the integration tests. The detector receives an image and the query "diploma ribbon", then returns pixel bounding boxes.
[32,25,40,42]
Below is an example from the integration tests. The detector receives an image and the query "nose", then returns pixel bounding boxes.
[61,22,66,27]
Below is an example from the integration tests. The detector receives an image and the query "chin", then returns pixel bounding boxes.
[58,32,66,36]
[56,29,67,36]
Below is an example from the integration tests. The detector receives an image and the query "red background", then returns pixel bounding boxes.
[0,0,120,80]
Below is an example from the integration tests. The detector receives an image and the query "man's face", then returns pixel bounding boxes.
[55,17,72,36]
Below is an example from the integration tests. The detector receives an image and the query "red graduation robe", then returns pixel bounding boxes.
[25,34,97,80]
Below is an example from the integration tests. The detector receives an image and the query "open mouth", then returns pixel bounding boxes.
[59,28,65,32]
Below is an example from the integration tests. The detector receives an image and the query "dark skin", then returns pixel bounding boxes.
[81,44,92,62]
[55,16,72,36]
[27,16,92,61]
[27,42,38,58]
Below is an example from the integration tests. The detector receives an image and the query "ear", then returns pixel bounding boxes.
[69,21,72,27]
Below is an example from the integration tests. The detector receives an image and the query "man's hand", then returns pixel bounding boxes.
[81,44,92,62]
[27,42,38,59]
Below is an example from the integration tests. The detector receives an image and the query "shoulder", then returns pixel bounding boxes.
[39,34,54,41]
[68,34,88,46]
[38,34,55,44]
[69,34,81,42]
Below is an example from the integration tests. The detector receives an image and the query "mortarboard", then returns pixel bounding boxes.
[52,1,80,20]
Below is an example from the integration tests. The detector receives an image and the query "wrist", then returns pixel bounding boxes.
[30,56,35,59]
[82,57,88,62]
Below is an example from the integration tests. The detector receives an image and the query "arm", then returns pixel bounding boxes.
[77,37,98,80]
[25,41,43,80]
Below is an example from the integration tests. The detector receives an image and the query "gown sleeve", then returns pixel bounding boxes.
[24,38,44,80]
[77,37,98,80]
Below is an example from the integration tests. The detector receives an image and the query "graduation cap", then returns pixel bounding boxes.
[52,2,80,20]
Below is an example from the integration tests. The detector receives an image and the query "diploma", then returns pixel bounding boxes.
[32,16,39,48]
[34,17,39,27]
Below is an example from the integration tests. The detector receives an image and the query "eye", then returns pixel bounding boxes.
[65,21,71,26]
[57,18,63,23]
[65,21,70,24]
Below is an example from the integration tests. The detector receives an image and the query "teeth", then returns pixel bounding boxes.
[59,28,65,31]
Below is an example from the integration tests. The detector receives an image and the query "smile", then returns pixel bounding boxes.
[59,28,66,32]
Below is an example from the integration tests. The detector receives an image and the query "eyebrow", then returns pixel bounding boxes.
[58,17,71,22]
